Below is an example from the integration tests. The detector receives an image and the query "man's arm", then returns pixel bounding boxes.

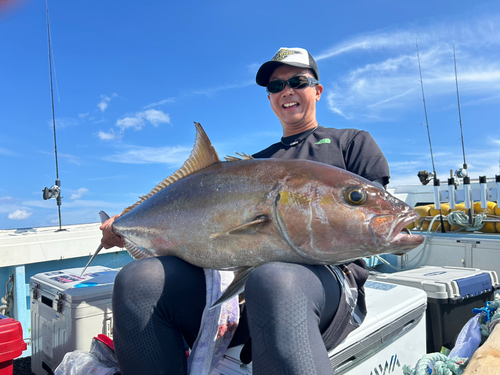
[371,178,387,190]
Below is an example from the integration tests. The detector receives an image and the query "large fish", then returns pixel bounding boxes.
[84,122,423,303]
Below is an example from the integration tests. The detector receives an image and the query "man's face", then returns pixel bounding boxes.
[267,65,323,131]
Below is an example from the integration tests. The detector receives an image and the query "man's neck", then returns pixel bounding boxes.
[282,121,318,137]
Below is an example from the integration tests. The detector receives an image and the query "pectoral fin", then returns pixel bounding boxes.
[209,216,268,239]
[210,266,255,308]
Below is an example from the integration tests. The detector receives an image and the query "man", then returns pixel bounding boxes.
[102,47,390,374]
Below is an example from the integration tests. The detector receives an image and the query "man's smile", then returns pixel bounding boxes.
[283,101,299,108]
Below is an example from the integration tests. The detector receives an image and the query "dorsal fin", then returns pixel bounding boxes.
[122,122,221,215]
[224,152,254,162]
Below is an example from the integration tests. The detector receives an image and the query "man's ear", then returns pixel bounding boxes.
[315,84,323,101]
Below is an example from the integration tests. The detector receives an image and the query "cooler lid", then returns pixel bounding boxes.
[30,266,119,303]
[370,266,499,300]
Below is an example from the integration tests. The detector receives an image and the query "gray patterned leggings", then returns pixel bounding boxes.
[112,256,340,375]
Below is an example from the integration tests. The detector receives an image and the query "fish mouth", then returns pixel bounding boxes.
[369,210,424,251]
[388,212,424,251]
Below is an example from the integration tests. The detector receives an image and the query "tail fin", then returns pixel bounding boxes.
[99,211,110,224]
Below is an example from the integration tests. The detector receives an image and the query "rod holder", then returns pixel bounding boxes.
[496,175,500,204]
[479,176,487,209]
[463,176,472,209]
[448,178,456,209]
[433,178,441,209]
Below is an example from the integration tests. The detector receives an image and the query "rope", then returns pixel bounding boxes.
[446,211,487,232]
[402,353,468,375]
[0,275,14,317]
[403,211,487,269]
[479,300,500,337]
[404,215,443,267]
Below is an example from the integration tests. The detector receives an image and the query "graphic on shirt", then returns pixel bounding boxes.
[315,138,331,145]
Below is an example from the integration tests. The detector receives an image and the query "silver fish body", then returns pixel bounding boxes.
[113,157,423,269]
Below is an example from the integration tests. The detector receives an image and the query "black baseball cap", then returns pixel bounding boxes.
[256,47,319,87]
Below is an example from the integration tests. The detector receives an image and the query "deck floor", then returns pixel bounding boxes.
[13,357,33,375]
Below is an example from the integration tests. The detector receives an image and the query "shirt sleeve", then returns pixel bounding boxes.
[344,131,390,185]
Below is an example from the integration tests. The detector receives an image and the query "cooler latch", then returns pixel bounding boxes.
[32,283,40,301]
[105,315,113,338]
[55,292,64,313]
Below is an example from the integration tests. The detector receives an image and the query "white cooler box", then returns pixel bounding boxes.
[212,280,427,375]
[30,266,119,375]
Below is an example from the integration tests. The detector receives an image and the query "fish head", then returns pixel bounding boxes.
[274,166,424,264]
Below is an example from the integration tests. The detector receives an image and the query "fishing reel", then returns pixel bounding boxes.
[455,168,468,179]
[417,170,434,186]
[42,180,61,201]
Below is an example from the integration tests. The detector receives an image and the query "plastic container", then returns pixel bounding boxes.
[0,314,27,375]
[211,280,428,375]
[371,266,500,352]
[30,266,118,375]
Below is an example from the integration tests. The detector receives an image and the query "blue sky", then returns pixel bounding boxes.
[1,0,499,229]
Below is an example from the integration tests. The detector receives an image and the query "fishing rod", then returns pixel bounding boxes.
[415,38,437,179]
[42,0,64,231]
[415,37,446,233]
[452,45,475,224]
[453,45,468,172]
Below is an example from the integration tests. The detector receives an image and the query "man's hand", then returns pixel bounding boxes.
[100,214,125,249]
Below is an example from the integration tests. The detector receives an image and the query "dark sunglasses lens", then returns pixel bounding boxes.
[267,80,285,93]
[288,76,309,89]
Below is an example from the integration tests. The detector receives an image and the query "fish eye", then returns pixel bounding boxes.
[344,187,367,206]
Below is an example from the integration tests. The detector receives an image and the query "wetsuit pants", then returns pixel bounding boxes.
[112,256,341,375]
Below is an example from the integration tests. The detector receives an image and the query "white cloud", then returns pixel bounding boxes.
[247,63,259,74]
[50,117,80,129]
[21,199,123,209]
[98,93,118,112]
[116,116,146,131]
[192,80,254,97]
[79,113,89,119]
[143,98,175,109]
[97,129,122,141]
[0,147,16,156]
[70,188,89,200]
[39,151,83,165]
[142,109,170,126]
[102,145,191,165]
[116,109,170,131]
[317,16,500,121]
[8,209,32,220]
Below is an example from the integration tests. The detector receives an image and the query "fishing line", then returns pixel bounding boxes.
[415,37,446,233]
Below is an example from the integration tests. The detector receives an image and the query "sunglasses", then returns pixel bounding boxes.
[267,76,319,94]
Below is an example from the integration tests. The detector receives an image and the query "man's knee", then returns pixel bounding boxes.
[245,262,313,301]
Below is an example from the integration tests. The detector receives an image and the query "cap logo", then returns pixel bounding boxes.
[271,49,303,62]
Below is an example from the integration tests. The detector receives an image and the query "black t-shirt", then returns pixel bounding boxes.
[252,126,390,186]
